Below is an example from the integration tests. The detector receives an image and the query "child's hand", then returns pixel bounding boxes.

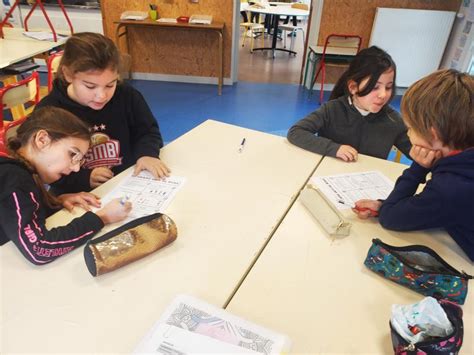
[336,145,358,162]
[90,167,114,188]
[58,192,102,212]
[95,198,132,225]
[409,145,442,169]
[352,199,382,219]
[134,156,171,179]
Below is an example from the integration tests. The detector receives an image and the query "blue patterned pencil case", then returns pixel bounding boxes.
[364,238,472,305]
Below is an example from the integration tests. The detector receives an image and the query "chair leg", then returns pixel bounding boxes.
[319,63,326,104]
[289,31,295,53]
[309,60,323,98]
[303,50,311,87]
[241,26,247,47]
[250,30,254,52]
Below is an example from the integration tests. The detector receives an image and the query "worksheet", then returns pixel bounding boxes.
[134,294,291,354]
[311,171,394,210]
[99,170,185,219]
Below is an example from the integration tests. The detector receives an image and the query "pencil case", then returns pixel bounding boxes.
[84,213,177,276]
[364,238,472,304]
[390,299,464,355]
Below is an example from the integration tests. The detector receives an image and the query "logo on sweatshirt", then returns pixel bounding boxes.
[24,224,37,243]
[83,132,122,169]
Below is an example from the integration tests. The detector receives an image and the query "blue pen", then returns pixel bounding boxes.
[120,195,130,205]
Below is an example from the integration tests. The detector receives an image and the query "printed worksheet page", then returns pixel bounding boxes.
[99,170,185,220]
[311,171,394,210]
[134,294,291,354]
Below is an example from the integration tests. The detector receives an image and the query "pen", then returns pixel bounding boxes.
[120,195,130,206]
[238,138,246,153]
[338,200,379,217]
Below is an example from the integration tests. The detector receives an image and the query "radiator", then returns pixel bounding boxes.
[369,7,456,87]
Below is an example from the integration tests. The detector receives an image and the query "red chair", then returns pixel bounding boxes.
[0,72,40,153]
[47,51,64,92]
[309,34,362,103]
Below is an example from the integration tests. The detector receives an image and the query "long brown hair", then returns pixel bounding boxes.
[330,46,397,103]
[7,107,91,208]
[57,32,121,82]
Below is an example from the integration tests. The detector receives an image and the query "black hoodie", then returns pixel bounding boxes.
[36,79,164,193]
[379,149,474,261]
[0,156,104,265]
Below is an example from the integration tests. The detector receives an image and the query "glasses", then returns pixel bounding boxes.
[69,148,86,166]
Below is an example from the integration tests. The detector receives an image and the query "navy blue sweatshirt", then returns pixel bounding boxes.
[379,149,474,261]
[36,79,164,193]
[0,157,104,265]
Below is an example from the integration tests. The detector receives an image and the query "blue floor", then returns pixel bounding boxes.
[130,79,409,164]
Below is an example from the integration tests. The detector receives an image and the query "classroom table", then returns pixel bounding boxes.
[0,120,322,353]
[226,154,473,354]
[115,19,225,95]
[0,27,65,69]
[247,4,309,57]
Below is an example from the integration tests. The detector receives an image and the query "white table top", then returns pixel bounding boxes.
[227,154,473,354]
[309,44,359,56]
[0,27,66,69]
[0,120,322,353]
[246,4,309,17]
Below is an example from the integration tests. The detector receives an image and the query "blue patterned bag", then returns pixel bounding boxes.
[364,239,472,305]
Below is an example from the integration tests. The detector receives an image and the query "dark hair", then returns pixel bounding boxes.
[57,32,121,82]
[8,107,91,208]
[330,46,397,102]
[401,69,474,150]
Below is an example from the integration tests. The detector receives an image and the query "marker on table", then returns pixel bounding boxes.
[238,138,246,153]
[338,200,379,217]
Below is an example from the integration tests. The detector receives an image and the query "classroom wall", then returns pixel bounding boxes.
[313,0,461,85]
[317,0,461,48]
[101,0,232,80]
[441,0,474,72]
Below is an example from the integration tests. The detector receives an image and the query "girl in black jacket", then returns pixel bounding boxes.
[0,107,131,265]
[37,32,169,194]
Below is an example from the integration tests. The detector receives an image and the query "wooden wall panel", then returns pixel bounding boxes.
[315,0,461,84]
[318,0,461,48]
[101,0,232,78]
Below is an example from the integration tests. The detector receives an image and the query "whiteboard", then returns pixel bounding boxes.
[369,8,455,87]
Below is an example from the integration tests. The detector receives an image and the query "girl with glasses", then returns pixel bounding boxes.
[0,107,131,265]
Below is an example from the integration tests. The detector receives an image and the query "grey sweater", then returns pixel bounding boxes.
[287,96,411,159]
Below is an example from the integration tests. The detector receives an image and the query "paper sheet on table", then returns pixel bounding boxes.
[157,17,178,23]
[311,170,394,210]
[134,294,291,354]
[98,170,185,222]
[22,31,68,41]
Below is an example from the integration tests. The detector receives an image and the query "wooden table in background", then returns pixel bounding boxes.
[115,19,225,95]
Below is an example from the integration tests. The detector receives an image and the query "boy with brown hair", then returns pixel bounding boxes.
[354,69,474,261]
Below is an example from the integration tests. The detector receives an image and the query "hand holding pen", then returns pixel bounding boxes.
[95,196,132,224]
[347,199,382,218]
